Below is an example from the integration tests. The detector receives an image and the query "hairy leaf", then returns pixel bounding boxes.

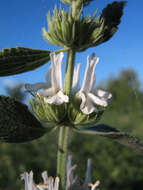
[0,47,50,76]
[102,1,126,26]
[0,95,47,143]
[75,124,143,155]
[99,1,126,44]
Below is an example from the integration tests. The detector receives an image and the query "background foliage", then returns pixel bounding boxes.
[1,69,143,190]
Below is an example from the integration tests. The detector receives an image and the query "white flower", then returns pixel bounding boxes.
[72,63,81,93]
[21,171,59,190]
[76,53,112,115]
[25,52,111,114]
[21,171,37,190]
[66,155,100,190]
[21,156,100,190]
[25,52,69,105]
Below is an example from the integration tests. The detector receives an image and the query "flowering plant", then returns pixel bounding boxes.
[0,0,143,190]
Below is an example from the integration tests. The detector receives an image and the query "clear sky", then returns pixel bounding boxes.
[0,0,143,94]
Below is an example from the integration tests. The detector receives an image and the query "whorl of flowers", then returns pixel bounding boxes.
[21,155,100,190]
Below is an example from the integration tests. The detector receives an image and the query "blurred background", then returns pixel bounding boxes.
[0,0,143,190]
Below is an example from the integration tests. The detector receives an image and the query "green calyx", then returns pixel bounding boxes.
[42,2,126,52]
[29,95,68,128]
[42,5,103,51]
[68,96,104,129]
[30,95,104,129]
[42,5,83,48]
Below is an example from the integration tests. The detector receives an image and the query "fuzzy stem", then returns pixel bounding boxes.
[57,126,70,190]
[57,49,76,190]
[64,49,76,97]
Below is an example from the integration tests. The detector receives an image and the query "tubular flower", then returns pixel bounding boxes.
[25,52,111,127]
[21,171,36,190]
[21,156,100,190]
[25,52,69,105]
[21,171,59,190]
[66,155,100,190]
[76,53,112,114]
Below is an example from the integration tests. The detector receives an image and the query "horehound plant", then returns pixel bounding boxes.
[1,0,143,190]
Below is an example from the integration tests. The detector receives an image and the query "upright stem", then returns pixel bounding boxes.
[57,126,70,190]
[57,49,76,190]
[64,49,76,97]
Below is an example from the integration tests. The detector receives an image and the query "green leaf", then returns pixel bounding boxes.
[102,1,126,25]
[0,95,47,143]
[75,124,143,155]
[0,47,50,76]
[97,1,127,44]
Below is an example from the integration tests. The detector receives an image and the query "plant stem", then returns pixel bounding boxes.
[57,49,76,189]
[57,126,70,190]
[64,49,76,97]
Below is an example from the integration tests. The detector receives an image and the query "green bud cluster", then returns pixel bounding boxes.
[42,1,126,52]
[30,95,104,129]
[42,5,105,52]
[29,95,67,128]
[42,6,82,48]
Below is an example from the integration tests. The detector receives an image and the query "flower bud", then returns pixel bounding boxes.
[43,2,126,52]
[42,5,106,52]
[42,6,78,48]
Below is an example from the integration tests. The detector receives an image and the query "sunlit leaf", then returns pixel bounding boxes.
[0,47,50,76]
[75,124,143,155]
[0,95,48,143]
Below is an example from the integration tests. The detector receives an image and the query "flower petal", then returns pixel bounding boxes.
[77,91,86,110]
[81,99,98,114]
[45,65,52,86]
[80,54,99,93]
[54,177,60,190]
[89,54,99,91]
[55,52,64,90]
[78,92,98,114]
[72,63,81,93]
[88,93,108,107]
[94,89,112,100]
[21,171,37,190]
[41,171,48,184]
[80,55,90,92]
[66,155,74,186]
[48,177,54,190]
[50,52,63,91]
[84,159,92,184]
[44,90,69,105]
[89,181,100,190]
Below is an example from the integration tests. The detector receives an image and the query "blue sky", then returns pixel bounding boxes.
[0,0,143,95]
